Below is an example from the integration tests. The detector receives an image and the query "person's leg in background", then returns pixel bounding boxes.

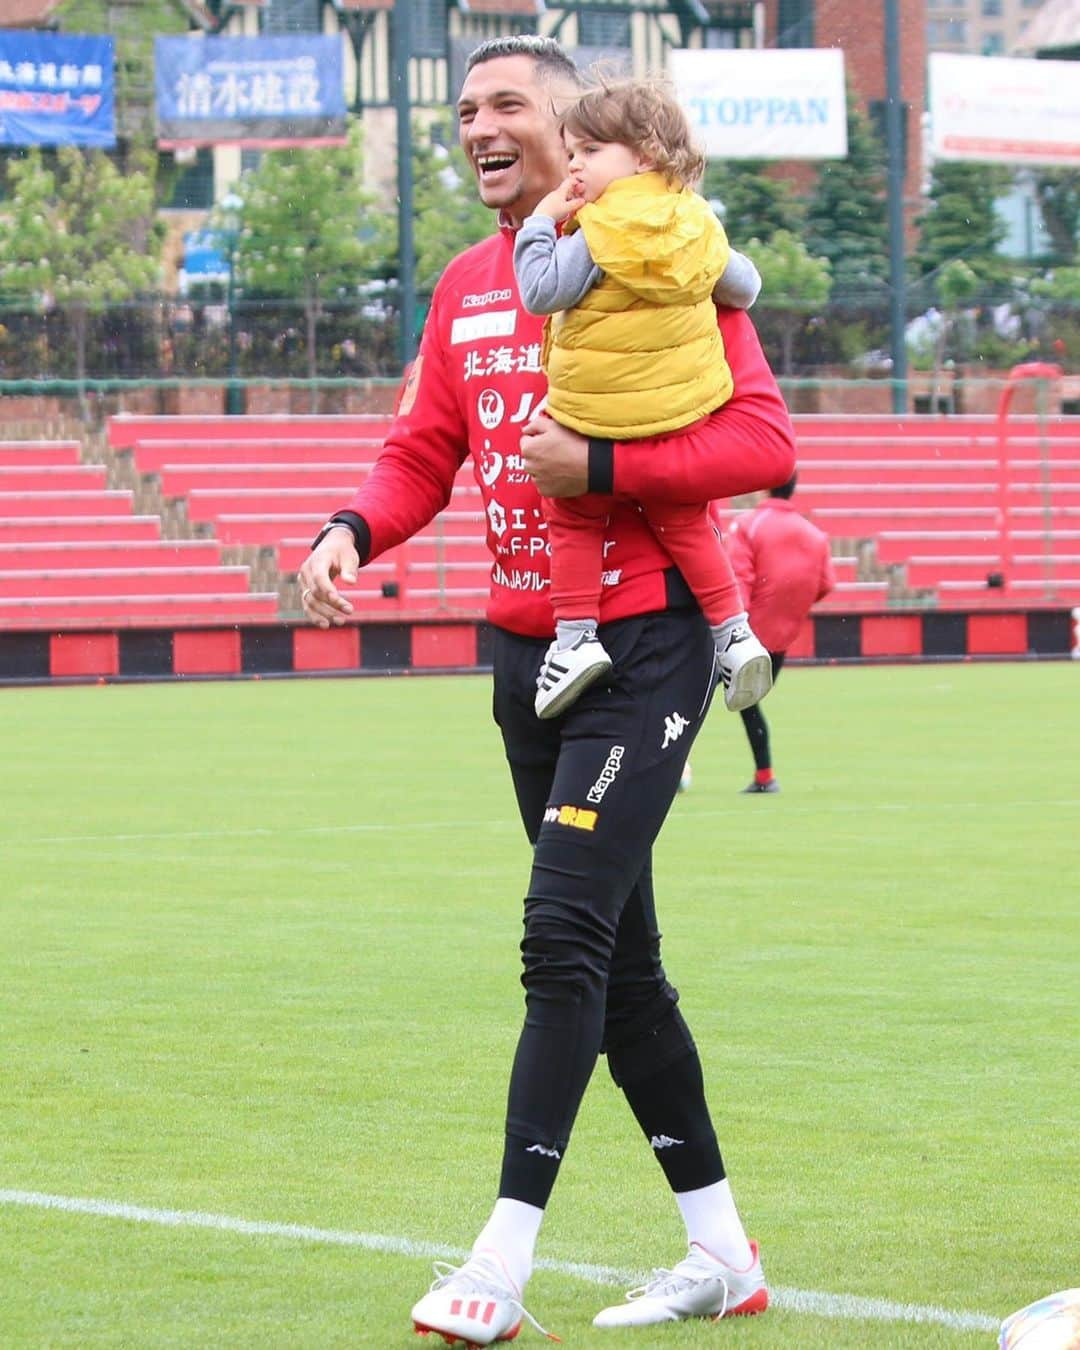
[740,652,785,793]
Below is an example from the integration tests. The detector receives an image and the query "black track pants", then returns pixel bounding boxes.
[492,593,722,1205]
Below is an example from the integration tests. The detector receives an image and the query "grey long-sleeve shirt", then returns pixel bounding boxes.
[513,213,762,316]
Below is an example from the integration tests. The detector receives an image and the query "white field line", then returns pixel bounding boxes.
[0,1188,999,1334]
[4,796,1080,849]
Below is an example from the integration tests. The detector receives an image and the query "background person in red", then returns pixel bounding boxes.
[299,35,794,1344]
[725,473,835,794]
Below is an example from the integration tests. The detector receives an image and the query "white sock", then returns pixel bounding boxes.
[675,1179,754,1270]
[555,618,596,651]
[711,610,749,651]
[471,1198,544,1294]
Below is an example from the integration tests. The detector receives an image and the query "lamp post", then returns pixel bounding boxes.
[884,0,908,413]
[391,0,417,366]
[220,192,245,416]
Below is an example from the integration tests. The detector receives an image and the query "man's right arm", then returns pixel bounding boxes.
[300,285,468,626]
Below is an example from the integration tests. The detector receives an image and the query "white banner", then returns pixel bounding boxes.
[669,48,847,161]
[928,52,1080,166]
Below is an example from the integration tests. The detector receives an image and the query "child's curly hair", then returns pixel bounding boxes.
[559,76,705,187]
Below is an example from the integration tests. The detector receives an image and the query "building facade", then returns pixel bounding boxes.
[925,0,1049,55]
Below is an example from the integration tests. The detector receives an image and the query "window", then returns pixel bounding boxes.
[982,31,1005,52]
[703,28,738,49]
[927,18,968,44]
[981,0,1002,15]
[411,0,448,59]
[260,0,320,36]
[164,148,214,210]
[778,0,814,47]
[578,12,631,48]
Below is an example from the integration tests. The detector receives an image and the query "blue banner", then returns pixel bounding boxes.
[155,35,346,148]
[0,31,115,148]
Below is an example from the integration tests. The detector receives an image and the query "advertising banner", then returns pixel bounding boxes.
[0,31,114,148]
[929,53,1080,167]
[155,34,346,148]
[668,47,847,161]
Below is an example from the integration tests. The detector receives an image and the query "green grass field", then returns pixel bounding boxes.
[1,662,1077,1348]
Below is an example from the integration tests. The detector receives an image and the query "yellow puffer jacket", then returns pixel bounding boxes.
[544,172,733,439]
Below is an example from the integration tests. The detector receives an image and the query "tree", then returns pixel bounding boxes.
[219,122,386,409]
[913,161,1012,291]
[412,120,493,295]
[57,0,192,154]
[700,160,804,245]
[0,146,161,404]
[1034,168,1080,264]
[805,90,889,297]
[748,230,832,375]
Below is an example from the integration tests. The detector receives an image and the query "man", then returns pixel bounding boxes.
[726,473,835,794]
[299,35,794,1343]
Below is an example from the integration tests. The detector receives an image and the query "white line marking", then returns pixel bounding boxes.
[0,819,520,848]
[3,797,1079,850]
[0,1189,999,1334]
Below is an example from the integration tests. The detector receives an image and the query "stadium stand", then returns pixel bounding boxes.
[787,414,1080,607]
[102,408,1080,617]
[107,412,488,620]
[5,409,1077,642]
[0,436,277,629]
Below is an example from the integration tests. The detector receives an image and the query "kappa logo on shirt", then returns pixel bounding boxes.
[462,288,513,308]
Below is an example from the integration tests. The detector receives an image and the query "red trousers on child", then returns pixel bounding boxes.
[544,493,740,624]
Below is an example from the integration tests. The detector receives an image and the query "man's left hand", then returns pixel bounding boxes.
[520,414,589,498]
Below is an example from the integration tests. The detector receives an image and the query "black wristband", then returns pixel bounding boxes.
[312,511,371,564]
[587,437,615,495]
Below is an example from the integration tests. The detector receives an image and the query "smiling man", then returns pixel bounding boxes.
[298,35,794,1344]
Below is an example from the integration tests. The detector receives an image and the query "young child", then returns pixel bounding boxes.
[513,78,774,720]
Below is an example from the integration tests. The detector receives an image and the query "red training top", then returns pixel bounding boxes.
[725,497,836,653]
[341,221,795,639]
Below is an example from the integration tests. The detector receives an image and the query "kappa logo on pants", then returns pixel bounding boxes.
[526,1142,561,1158]
[586,744,625,804]
[661,712,689,749]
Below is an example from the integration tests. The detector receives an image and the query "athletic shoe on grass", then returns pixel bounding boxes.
[591,1240,768,1328]
[412,1249,557,1346]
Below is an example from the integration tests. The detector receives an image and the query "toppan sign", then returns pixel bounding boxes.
[669,47,847,161]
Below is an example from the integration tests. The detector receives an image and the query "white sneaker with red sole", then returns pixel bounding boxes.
[412,1249,558,1347]
[591,1240,768,1328]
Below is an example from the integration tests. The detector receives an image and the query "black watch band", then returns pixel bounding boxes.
[312,512,370,563]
